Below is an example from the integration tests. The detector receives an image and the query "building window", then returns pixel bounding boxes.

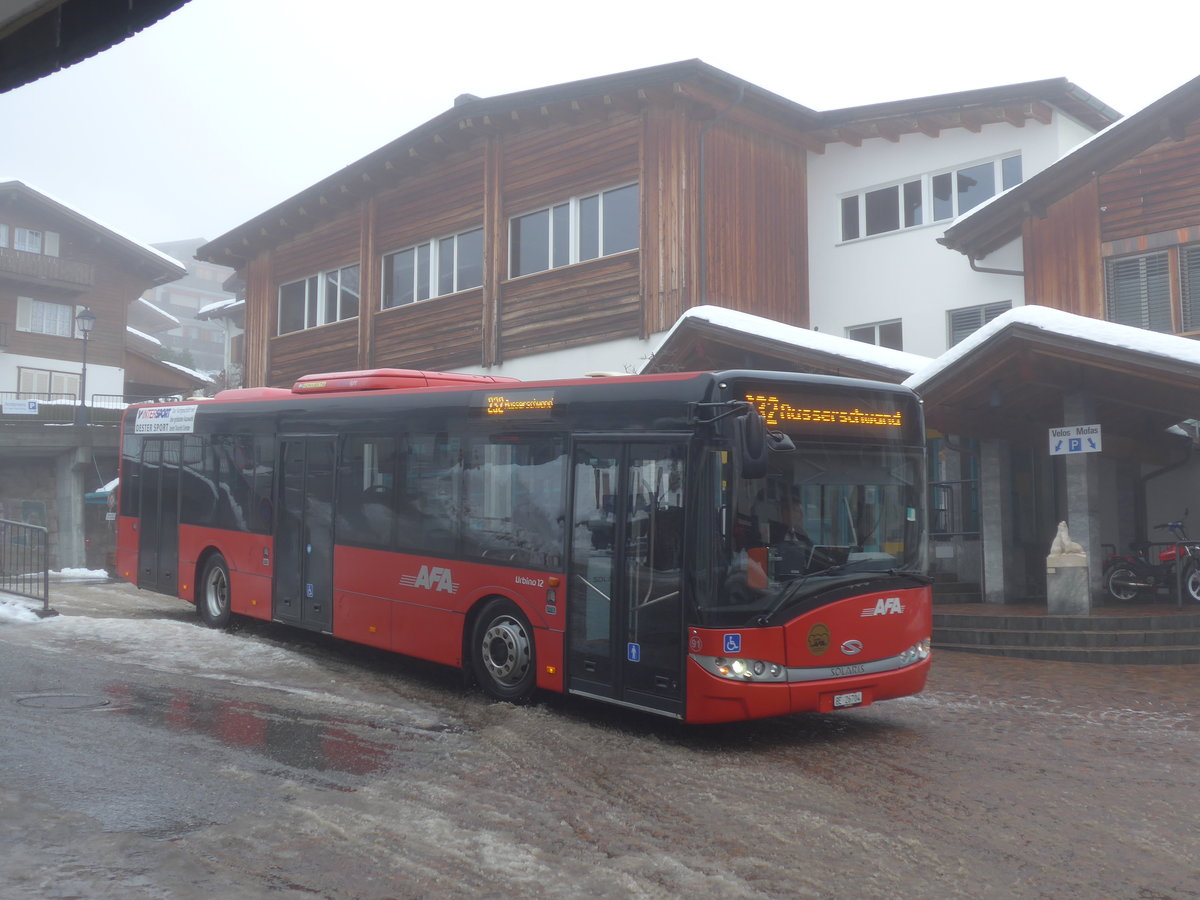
[14,227,42,253]
[510,183,639,277]
[1104,252,1172,333]
[382,227,483,309]
[841,155,1021,242]
[847,320,903,350]
[18,366,79,399]
[277,263,360,335]
[15,296,77,337]
[947,301,1012,346]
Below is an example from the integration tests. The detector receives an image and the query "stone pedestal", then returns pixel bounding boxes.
[1046,552,1090,615]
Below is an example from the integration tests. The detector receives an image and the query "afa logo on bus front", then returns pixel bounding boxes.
[134,404,198,434]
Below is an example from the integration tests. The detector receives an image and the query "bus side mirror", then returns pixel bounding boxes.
[734,410,769,479]
[734,409,796,480]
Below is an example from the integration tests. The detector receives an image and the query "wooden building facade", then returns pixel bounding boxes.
[199,62,818,388]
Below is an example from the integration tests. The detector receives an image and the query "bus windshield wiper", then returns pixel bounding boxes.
[756,565,845,624]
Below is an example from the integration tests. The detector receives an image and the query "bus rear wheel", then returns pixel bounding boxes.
[471,598,535,702]
[198,553,232,628]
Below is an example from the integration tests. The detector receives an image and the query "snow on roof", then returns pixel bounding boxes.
[0,178,187,275]
[161,359,214,383]
[126,325,163,346]
[661,305,933,376]
[904,305,1200,390]
[135,295,181,325]
[197,297,241,317]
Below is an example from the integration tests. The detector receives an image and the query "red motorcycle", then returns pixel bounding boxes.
[1102,516,1200,603]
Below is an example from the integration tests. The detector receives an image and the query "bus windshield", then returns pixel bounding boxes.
[703,441,925,624]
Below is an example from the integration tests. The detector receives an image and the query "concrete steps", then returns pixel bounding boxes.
[933,608,1200,664]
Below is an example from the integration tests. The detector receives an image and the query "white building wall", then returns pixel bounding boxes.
[0,352,124,399]
[459,333,666,381]
[807,112,1097,359]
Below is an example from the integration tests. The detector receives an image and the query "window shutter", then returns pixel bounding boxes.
[948,307,983,346]
[1105,252,1171,332]
[1181,245,1200,332]
[947,302,1010,347]
[44,231,60,257]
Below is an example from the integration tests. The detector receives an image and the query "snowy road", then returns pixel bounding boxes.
[1,578,1197,899]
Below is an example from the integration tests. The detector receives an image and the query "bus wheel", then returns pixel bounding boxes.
[198,554,232,629]
[471,598,535,702]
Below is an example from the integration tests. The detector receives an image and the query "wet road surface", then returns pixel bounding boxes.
[0,578,1196,899]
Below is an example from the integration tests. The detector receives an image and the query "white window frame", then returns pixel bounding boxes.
[509,182,639,278]
[846,319,903,350]
[381,226,483,310]
[840,155,1022,243]
[15,296,83,337]
[276,263,360,335]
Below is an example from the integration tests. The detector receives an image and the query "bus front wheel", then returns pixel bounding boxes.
[470,598,535,702]
[198,554,232,629]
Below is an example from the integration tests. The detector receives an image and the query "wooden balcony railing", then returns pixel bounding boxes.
[0,247,94,289]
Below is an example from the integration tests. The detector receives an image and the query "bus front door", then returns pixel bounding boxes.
[137,437,180,595]
[567,440,686,718]
[274,436,335,632]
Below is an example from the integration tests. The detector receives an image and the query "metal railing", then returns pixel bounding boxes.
[0,391,187,424]
[0,517,51,614]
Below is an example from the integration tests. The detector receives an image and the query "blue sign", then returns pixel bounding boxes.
[627,642,641,662]
[724,633,742,653]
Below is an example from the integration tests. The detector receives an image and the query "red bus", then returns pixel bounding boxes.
[116,367,931,723]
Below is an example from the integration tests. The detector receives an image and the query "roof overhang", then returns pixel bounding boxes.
[0,0,190,93]
[907,308,1200,462]
[643,306,931,383]
[941,73,1200,260]
[812,77,1119,150]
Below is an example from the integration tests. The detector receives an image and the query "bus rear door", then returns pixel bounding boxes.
[567,440,686,718]
[137,437,181,595]
[274,436,336,632]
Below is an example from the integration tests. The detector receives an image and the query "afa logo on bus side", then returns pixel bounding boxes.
[400,565,460,594]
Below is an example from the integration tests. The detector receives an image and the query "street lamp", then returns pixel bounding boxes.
[75,307,96,426]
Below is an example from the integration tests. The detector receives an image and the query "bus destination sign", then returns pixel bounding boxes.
[478,390,557,416]
[744,392,903,429]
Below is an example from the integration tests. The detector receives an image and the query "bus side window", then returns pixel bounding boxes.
[120,432,142,517]
[398,432,459,556]
[463,436,564,569]
[336,435,396,549]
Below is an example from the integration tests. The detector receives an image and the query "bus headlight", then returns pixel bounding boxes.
[898,638,932,664]
[698,656,787,682]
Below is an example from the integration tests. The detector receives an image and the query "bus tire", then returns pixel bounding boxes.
[197,553,232,629]
[470,598,535,703]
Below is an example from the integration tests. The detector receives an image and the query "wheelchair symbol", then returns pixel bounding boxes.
[723,633,742,653]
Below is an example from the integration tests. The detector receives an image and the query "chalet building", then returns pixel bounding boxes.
[196,60,1117,387]
[926,72,1200,606]
[0,180,196,568]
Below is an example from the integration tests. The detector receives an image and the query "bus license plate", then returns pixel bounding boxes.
[833,691,863,709]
